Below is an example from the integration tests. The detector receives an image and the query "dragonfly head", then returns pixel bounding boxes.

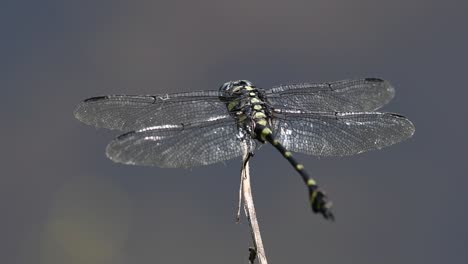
[219,80,254,94]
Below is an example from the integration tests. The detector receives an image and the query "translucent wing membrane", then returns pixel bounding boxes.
[106,116,245,168]
[266,78,395,112]
[74,91,228,131]
[272,109,415,156]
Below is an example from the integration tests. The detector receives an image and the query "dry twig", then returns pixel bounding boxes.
[238,141,268,264]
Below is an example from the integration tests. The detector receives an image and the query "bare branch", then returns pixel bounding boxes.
[240,141,268,264]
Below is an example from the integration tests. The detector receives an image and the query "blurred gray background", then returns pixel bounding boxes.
[2,0,467,263]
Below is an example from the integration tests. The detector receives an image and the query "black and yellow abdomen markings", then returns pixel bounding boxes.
[254,112,267,119]
[258,128,334,220]
[256,119,267,126]
[253,125,313,183]
[307,178,316,186]
[259,127,272,142]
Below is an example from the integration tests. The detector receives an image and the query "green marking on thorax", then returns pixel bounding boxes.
[284,151,292,158]
[238,115,247,122]
[296,164,304,171]
[227,100,238,111]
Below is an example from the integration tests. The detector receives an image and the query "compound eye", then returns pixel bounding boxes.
[242,80,253,86]
[219,81,232,92]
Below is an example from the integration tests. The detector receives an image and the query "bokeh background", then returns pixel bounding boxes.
[2,0,467,263]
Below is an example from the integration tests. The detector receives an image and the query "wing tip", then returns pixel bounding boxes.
[105,138,136,166]
[73,96,127,130]
[73,100,89,124]
[364,77,396,106]
[401,116,416,138]
[73,96,107,123]
[382,80,396,100]
[383,112,416,138]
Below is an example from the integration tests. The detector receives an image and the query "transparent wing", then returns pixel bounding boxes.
[106,116,246,168]
[272,109,415,156]
[74,91,229,131]
[266,78,395,112]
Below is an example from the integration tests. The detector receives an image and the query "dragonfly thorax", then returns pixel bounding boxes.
[221,80,272,143]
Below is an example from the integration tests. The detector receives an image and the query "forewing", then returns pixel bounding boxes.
[74,91,228,131]
[272,110,414,156]
[106,116,244,168]
[266,78,395,112]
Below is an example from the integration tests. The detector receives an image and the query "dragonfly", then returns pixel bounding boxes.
[74,78,415,221]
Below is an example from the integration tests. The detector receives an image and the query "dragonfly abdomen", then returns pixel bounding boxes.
[257,125,334,220]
